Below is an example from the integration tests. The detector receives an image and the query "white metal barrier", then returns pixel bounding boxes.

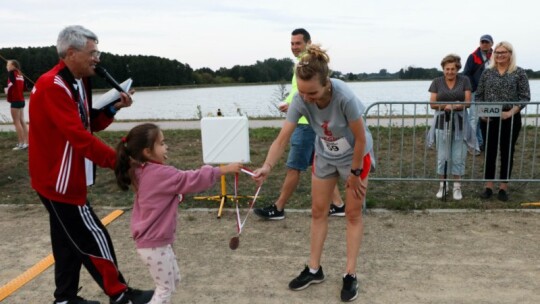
[364,101,540,183]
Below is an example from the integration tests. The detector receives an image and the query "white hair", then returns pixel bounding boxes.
[56,25,98,58]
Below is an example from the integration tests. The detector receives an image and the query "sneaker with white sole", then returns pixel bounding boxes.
[253,204,285,220]
[453,188,462,200]
[110,288,154,304]
[341,274,359,302]
[435,183,450,198]
[288,265,325,290]
[13,143,28,151]
[54,297,101,304]
[329,203,345,216]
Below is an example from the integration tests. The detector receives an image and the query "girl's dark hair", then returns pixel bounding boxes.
[114,123,161,191]
[296,44,330,86]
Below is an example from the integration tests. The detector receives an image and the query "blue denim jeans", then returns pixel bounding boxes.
[286,124,316,171]
[469,95,484,147]
[436,129,467,176]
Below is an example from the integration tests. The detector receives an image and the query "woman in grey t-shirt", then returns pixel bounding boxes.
[253,45,373,302]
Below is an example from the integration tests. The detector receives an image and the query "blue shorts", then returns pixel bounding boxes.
[286,124,316,171]
[10,101,25,109]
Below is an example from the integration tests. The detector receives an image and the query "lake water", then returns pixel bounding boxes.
[2,80,540,121]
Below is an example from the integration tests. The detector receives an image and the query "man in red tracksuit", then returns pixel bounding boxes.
[29,25,153,304]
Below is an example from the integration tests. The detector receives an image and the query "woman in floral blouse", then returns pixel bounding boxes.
[476,41,530,201]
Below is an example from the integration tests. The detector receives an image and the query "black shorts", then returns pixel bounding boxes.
[10,101,25,109]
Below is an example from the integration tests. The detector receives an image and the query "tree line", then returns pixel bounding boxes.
[0,46,295,89]
[1,46,540,90]
[340,67,540,81]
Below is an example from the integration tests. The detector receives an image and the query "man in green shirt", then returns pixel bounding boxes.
[254,28,344,220]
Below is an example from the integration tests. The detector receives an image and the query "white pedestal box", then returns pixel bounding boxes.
[200,116,250,164]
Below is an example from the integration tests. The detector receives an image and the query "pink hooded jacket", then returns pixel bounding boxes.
[131,162,221,248]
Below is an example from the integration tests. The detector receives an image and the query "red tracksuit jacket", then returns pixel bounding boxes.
[29,60,117,205]
[6,69,25,102]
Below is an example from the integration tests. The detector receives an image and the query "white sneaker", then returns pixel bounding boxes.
[436,186,443,199]
[453,188,463,200]
[13,143,28,151]
[436,182,449,198]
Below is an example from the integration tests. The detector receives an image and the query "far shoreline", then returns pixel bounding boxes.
[0,78,432,99]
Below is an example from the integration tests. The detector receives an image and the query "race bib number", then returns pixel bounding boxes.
[321,137,352,156]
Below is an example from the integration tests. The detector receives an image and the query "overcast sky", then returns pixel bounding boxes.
[2,0,538,74]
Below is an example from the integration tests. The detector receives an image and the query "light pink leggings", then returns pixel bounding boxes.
[137,244,181,304]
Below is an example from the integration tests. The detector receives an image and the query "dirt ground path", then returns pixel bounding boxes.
[1,205,539,304]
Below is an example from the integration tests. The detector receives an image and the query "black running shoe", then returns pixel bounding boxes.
[288,265,325,290]
[480,188,493,199]
[498,189,509,202]
[110,288,154,304]
[54,297,100,304]
[341,274,359,302]
[253,204,285,220]
[329,203,346,217]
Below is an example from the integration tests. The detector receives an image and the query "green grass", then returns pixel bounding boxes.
[1,127,540,210]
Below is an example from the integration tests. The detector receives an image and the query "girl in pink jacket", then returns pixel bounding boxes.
[115,123,241,304]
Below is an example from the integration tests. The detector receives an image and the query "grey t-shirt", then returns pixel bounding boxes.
[428,74,471,102]
[428,74,472,129]
[286,78,373,166]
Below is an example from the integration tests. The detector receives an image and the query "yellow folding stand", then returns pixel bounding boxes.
[198,116,252,218]
[194,165,255,218]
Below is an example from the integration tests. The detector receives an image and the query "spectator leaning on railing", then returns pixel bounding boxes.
[427,54,475,201]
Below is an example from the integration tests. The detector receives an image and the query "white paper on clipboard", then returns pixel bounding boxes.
[92,78,133,109]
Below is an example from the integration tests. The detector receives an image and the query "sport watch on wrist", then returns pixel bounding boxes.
[350,168,363,176]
